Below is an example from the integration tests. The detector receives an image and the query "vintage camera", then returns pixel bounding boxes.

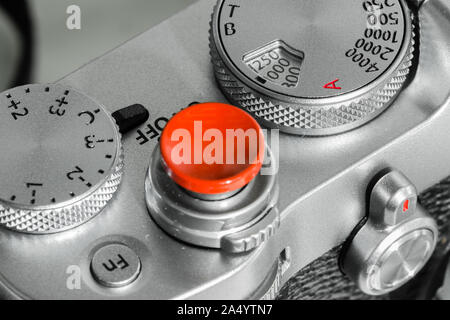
[0,0,449,299]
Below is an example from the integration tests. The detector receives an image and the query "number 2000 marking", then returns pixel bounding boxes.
[345,36,396,73]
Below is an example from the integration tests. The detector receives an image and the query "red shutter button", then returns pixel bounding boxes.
[160,103,265,195]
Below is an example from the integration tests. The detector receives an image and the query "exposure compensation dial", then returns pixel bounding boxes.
[210,0,415,135]
[0,84,123,234]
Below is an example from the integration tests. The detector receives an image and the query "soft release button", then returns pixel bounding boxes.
[160,103,265,195]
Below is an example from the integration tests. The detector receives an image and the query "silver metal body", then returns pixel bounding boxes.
[0,0,449,299]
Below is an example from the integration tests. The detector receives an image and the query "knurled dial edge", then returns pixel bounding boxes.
[209,6,416,136]
[0,155,124,234]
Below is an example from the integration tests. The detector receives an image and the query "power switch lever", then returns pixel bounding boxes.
[112,104,149,134]
[370,170,418,227]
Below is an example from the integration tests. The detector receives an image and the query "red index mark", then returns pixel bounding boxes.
[324,79,342,90]
[403,199,410,212]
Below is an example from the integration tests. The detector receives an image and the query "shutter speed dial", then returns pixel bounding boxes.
[210,0,415,135]
[0,84,123,234]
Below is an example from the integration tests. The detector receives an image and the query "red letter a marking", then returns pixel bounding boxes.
[324,79,342,90]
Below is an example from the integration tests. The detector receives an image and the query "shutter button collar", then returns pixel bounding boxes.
[145,103,279,252]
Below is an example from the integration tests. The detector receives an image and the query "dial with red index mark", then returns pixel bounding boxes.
[210,0,415,135]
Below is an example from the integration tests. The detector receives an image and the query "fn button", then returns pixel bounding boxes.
[91,244,141,288]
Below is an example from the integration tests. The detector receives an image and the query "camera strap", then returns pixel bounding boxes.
[0,0,33,86]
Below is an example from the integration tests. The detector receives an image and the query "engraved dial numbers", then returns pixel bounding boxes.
[344,1,406,74]
[215,0,407,98]
[0,84,120,209]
